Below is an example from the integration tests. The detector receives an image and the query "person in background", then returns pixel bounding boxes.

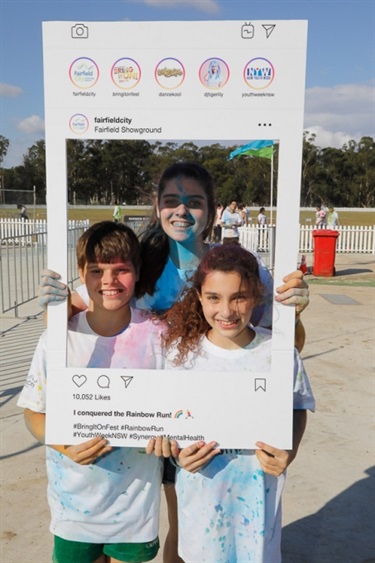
[327,206,339,227]
[238,203,249,226]
[213,202,223,242]
[257,206,267,250]
[113,201,122,223]
[315,205,327,228]
[221,200,243,245]
[18,203,29,220]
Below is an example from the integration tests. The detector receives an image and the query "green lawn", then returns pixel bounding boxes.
[1,207,374,226]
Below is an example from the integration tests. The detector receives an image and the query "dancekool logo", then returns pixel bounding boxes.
[243,57,274,90]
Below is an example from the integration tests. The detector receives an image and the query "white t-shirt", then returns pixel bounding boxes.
[258,212,267,225]
[164,328,315,563]
[17,308,164,544]
[221,208,243,238]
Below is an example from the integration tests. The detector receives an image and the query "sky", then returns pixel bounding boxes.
[1,0,374,168]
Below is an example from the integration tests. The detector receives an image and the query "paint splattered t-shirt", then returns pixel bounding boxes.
[17,308,164,544]
[164,328,315,563]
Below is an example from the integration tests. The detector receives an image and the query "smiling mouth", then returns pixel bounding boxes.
[216,319,239,328]
[171,221,194,228]
[100,289,123,297]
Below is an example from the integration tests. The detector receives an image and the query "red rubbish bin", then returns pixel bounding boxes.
[312,229,340,277]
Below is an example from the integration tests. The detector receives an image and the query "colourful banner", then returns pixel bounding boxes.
[229,140,274,160]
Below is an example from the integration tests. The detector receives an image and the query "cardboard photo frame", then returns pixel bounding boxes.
[43,20,307,448]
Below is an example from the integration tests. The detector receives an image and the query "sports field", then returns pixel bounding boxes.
[1,207,374,227]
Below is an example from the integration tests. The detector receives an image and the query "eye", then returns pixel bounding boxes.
[188,199,203,209]
[235,294,250,303]
[163,197,180,207]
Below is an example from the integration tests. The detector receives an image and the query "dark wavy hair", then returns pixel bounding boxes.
[136,162,216,298]
[160,245,264,366]
[76,221,141,275]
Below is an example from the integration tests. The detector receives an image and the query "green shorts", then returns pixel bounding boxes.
[53,535,159,563]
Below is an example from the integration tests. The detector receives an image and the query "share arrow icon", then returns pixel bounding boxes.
[121,376,134,389]
[262,24,276,38]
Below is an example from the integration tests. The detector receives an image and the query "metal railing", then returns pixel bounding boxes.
[0,220,89,315]
[1,220,373,316]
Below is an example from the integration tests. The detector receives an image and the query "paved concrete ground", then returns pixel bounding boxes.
[1,252,374,563]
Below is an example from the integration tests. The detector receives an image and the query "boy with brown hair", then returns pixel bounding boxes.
[18,221,164,563]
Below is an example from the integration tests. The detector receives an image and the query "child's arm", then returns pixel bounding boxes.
[275,270,308,352]
[146,437,220,473]
[24,409,112,465]
[171,440,221,473]
[255,409,307,477]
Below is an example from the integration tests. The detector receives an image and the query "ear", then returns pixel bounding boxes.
[195,288,202,304]
[78,268,85,284]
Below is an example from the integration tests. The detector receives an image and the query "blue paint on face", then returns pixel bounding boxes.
[158,177,209,249]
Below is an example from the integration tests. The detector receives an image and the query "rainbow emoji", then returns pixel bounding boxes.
[174,410,184,419]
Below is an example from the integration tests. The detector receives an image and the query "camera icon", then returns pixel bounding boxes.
[71,24,89,39]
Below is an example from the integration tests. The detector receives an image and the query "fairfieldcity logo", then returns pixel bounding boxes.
[243,57,275,90]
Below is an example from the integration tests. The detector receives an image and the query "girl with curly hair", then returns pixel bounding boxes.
[151,244,315,563]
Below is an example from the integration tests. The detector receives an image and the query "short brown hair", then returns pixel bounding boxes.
[76,221,141,274]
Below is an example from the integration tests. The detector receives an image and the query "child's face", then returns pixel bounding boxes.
[198,270,254,349]
[157,177,209,244]
[80,259,138,312]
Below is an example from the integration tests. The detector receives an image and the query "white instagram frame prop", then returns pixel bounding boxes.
[43,20,307,449]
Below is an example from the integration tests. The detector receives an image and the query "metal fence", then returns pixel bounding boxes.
[0,220,89,315]
[1,220,373,316]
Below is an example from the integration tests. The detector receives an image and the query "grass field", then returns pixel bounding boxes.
[1,207,374,226]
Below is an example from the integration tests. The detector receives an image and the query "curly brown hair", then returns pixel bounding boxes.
[160,245,264,366]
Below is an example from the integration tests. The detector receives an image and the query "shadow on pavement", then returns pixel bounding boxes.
[282,466,375,563]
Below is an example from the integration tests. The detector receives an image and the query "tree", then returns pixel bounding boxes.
[22,140,46,202]
[0,135,10,167]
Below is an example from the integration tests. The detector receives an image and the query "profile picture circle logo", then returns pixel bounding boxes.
[69,114,89,134]
[199,58,229,90]
[111,58,141,90]
[155,58,185,89]
[243,57,275,90]
[69,57,99,89]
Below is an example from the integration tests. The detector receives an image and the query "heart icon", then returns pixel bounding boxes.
[72,374,87,388]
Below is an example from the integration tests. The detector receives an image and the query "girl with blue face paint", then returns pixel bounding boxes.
[135,162,216,314]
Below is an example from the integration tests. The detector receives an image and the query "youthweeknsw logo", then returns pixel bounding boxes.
[243,57,275,90]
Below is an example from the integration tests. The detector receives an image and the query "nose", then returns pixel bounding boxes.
[102,270,116,284]
[174,203,189,217]
[219,300,234,319]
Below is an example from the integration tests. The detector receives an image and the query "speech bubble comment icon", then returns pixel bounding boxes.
[72,374,87,388]
[97,375,110,389]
